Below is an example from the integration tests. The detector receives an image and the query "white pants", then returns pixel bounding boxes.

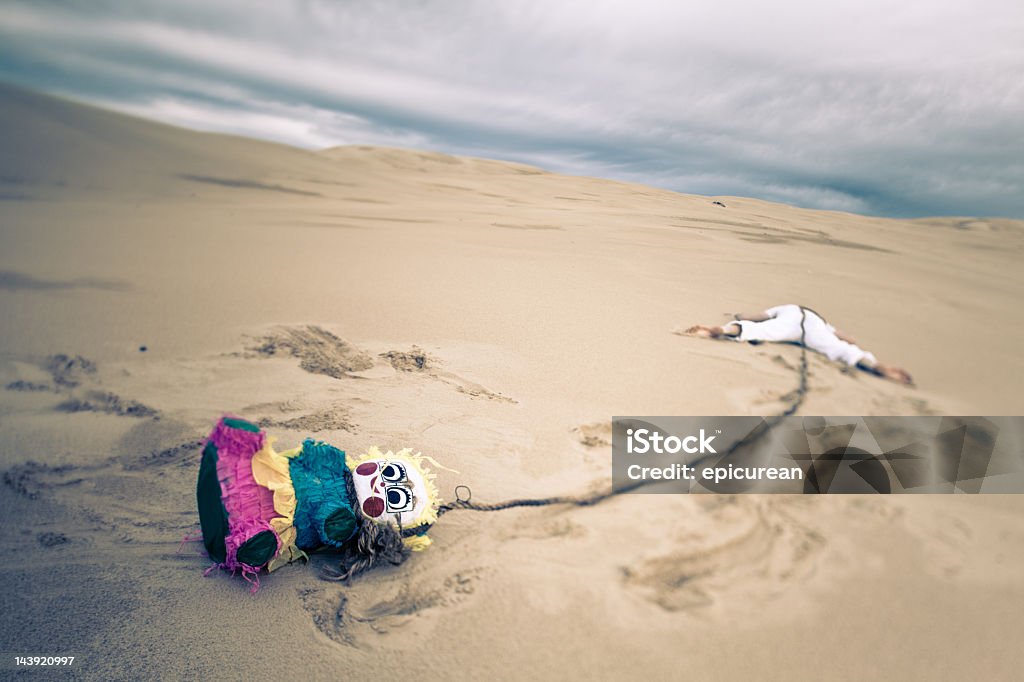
[732,304,875,367]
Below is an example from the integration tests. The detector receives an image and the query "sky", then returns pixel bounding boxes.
[1,0,1022,218]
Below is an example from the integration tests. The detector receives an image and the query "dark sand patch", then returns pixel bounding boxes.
[282,220,366,230]
[326,214,434,224]
[738,231,891,252]
[0,270,129,293]
[492,222,564,231]
[675,218,891,253]
[37,531,70,547]
[573,422,611,448]
[45,354,97,388]
[5,380,52,392]
[0,191,34,201]
[178,174,322,197]
[56,390,158,418]
[302,178,358,187]
[425,183,476,192]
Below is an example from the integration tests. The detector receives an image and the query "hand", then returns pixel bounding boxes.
[879,364,914,385]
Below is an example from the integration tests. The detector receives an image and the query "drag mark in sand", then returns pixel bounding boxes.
[2,428,210,547]
[257,405,355,433]
[3,461,88,500]
[307,566,488,647]
[299,589,357,647]
[621,497,826,612]
[250,326,375,378]
[382,345,517,402]
[121,438,206,471]
[447,376,516,403]
[379,344,516,403]
[248,327,517,403]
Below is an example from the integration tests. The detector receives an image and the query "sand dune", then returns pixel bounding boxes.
[2,83,1023,680]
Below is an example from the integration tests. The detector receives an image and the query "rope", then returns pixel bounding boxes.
[434,308,810,518]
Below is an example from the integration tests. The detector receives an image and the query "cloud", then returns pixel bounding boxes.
[0,0,1022,217]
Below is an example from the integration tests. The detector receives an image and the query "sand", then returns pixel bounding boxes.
[1,82,1023,680]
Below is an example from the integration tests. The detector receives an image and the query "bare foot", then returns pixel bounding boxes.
[684,324,724,338]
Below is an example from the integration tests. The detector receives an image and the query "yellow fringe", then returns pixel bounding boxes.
[403,535,432,551]
[251,437,306,571]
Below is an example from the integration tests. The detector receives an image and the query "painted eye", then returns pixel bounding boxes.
[380,462,406,482]
[385,486,413,512]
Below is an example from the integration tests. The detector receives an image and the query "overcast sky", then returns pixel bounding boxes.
[1,0,1022,218]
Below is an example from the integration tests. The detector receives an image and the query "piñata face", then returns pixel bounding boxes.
[349,448,439,529]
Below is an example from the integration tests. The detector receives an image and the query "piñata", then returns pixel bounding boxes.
[197,416,444,588]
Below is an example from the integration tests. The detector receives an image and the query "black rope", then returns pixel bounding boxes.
[434,309,810,519]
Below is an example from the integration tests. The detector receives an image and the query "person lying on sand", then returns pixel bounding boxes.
[685,303,913,385]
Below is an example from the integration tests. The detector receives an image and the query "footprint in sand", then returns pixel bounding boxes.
[305,566,489,647]
[4,353,158,418]
[3,418,206,544]
[573,422,612,448]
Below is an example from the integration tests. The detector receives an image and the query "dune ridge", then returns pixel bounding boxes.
[1,83,1023,680]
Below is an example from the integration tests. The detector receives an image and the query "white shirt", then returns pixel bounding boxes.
[732,304,875,367]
